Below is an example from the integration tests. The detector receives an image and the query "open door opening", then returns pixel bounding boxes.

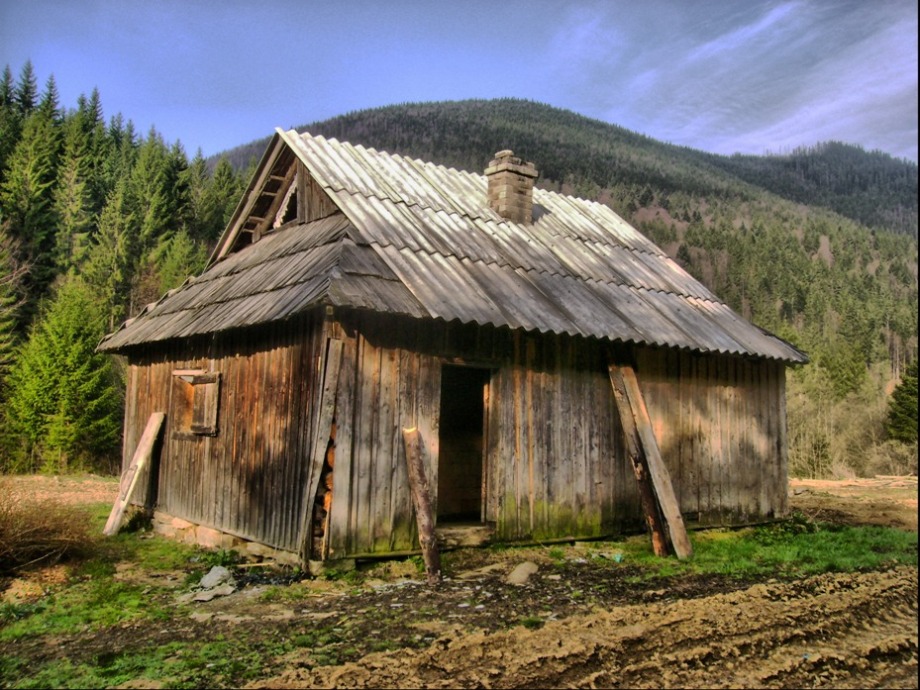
[438,365,490,524]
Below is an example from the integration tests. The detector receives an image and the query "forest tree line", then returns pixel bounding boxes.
[0,68,916,478]
[0,62,246,473]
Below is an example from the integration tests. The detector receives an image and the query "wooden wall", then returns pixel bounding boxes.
[324,314,640,555]
[121,310,326,553]
[122,309,789,561]
[636,348,788,525]
[326,313,789,556]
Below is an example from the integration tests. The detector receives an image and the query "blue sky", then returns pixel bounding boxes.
[2,0,917,162]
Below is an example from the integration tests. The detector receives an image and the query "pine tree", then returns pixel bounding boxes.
[53,115,96,272]
[0,106,62,318]
[14,61,37,116]
[0,222,25,393]
[3,277,123,473]
[887,361,918,444]
[0,65,22,184]
[82,180,134,331]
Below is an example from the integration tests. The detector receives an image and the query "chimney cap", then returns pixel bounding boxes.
[485,150,538,178]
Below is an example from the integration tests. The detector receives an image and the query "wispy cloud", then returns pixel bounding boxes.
[548,0,918,160]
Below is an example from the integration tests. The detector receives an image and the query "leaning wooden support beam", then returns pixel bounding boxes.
[103,412,166,536]
[610,364,694,560]
[401,427,441,585]
[608,366,669,556]
[299,338,344,564]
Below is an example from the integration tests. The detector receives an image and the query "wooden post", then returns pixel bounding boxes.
[610,364,694,559]
[401,427,441,585]
[300,338,344,565]
[609,367,669,556]
[103,412,166,536]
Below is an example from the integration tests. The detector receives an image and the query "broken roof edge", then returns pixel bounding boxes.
[207,130,288,268]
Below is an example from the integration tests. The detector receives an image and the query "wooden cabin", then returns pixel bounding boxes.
[99,132,807,566]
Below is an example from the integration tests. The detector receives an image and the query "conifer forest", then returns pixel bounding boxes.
[0,63,916,479]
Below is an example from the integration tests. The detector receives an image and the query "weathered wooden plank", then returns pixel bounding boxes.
[394,336,420,548]
[608,365,669,557]
[299,337,343,562]
[402,427,441,585]
[104,412,166,536]
[375,345,399,550]
[777,362,789,517]
[616,364,694,559]
[525,337,537,534]
[723,356,737,522]
[326,321,357,559]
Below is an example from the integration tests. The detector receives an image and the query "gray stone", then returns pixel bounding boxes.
[505,561,539,585]
[192,583,236,602]
[199,565,233,589]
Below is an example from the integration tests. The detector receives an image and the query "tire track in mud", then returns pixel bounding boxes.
[252,567,918,689]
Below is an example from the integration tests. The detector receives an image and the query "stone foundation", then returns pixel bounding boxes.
[152,510,300,566]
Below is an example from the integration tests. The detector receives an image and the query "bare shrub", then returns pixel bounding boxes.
[0,479,97,575]
[865,441,919,477]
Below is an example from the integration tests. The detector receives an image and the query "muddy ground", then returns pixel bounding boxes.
[1,475,917,688]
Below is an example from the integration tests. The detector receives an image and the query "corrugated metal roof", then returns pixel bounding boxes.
[99,130,807,363]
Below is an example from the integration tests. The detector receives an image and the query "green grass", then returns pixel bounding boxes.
[583,513,917,581]
[3,638,271,690]
[0,578,175,643]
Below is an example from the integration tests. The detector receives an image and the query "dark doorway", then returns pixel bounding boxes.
[438,365,490,523]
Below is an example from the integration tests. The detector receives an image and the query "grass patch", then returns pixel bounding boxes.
[585,513,917,581]
[0,578,174,643]
[3,637,272,690]
[519,615,544,630]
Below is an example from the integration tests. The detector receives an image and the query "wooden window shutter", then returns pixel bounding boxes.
[190,373,220,436]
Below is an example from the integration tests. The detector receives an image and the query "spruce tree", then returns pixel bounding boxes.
[82,180,134,331]
[3,277,123,473]
[13,61,37,116]
[200,157,241,244]
[0,222,24,393]
[887,361,918,444]
[53,115,96,272]
[0,107,61,318]
[129,126,174,254]
[0,65,22,183]
[154,228,206,294]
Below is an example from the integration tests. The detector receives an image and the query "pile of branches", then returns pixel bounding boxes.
[0,481,95,576]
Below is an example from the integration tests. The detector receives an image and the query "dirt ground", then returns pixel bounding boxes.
[1,475,917,689]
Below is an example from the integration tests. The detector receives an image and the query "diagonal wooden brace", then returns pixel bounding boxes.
[609,364,693,560]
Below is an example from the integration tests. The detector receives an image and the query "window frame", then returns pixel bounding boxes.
[171,369,221,438]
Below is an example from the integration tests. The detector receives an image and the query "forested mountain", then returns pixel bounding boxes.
[0,70,916,479]
[221,99,918,237]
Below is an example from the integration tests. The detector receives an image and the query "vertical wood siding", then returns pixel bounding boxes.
[122,309,789,560]
[121,311,325,552]
[635,348,788,524]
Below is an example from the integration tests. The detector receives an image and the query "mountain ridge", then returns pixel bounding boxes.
[214,98,918,237]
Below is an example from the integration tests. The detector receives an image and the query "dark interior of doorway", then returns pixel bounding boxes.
[438,365,490,523]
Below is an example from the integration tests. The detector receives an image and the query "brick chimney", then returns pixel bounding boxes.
[485,150,538,224]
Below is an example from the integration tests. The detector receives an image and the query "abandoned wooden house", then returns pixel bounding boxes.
[99,130,807,566]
